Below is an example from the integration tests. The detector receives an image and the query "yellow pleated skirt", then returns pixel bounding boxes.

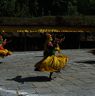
[0,49,12,58]
[35,54,68,72]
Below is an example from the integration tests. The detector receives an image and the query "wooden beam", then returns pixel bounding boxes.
[0,26,95,32]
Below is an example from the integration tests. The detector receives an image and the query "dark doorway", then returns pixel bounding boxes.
[5,32,45,51]
[5,32,81,51]
[61,32,80,49]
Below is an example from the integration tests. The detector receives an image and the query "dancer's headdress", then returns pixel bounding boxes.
[46,33,53,42]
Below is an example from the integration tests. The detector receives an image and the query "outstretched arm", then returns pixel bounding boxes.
[55,44,61,53]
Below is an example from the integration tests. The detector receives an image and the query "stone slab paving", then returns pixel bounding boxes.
[0,49,95,96]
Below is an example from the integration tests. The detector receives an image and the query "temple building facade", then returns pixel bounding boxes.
[0,26,95,51]
[0,17,95,51]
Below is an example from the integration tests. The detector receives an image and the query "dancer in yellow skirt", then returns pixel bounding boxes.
[0,31,12,58]
[35,33,68,80]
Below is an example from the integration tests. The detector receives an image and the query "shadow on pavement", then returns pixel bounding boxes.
[76,60,95,64]
[0,62,3,64]
[6,75,51,84]
[89,49,95,55]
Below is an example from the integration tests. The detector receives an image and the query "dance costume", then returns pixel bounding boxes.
[0,33,12,58]
[35,34,68,73]
[35,54,68,72]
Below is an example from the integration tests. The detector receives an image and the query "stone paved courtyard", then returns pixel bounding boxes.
[0,49,95,96]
